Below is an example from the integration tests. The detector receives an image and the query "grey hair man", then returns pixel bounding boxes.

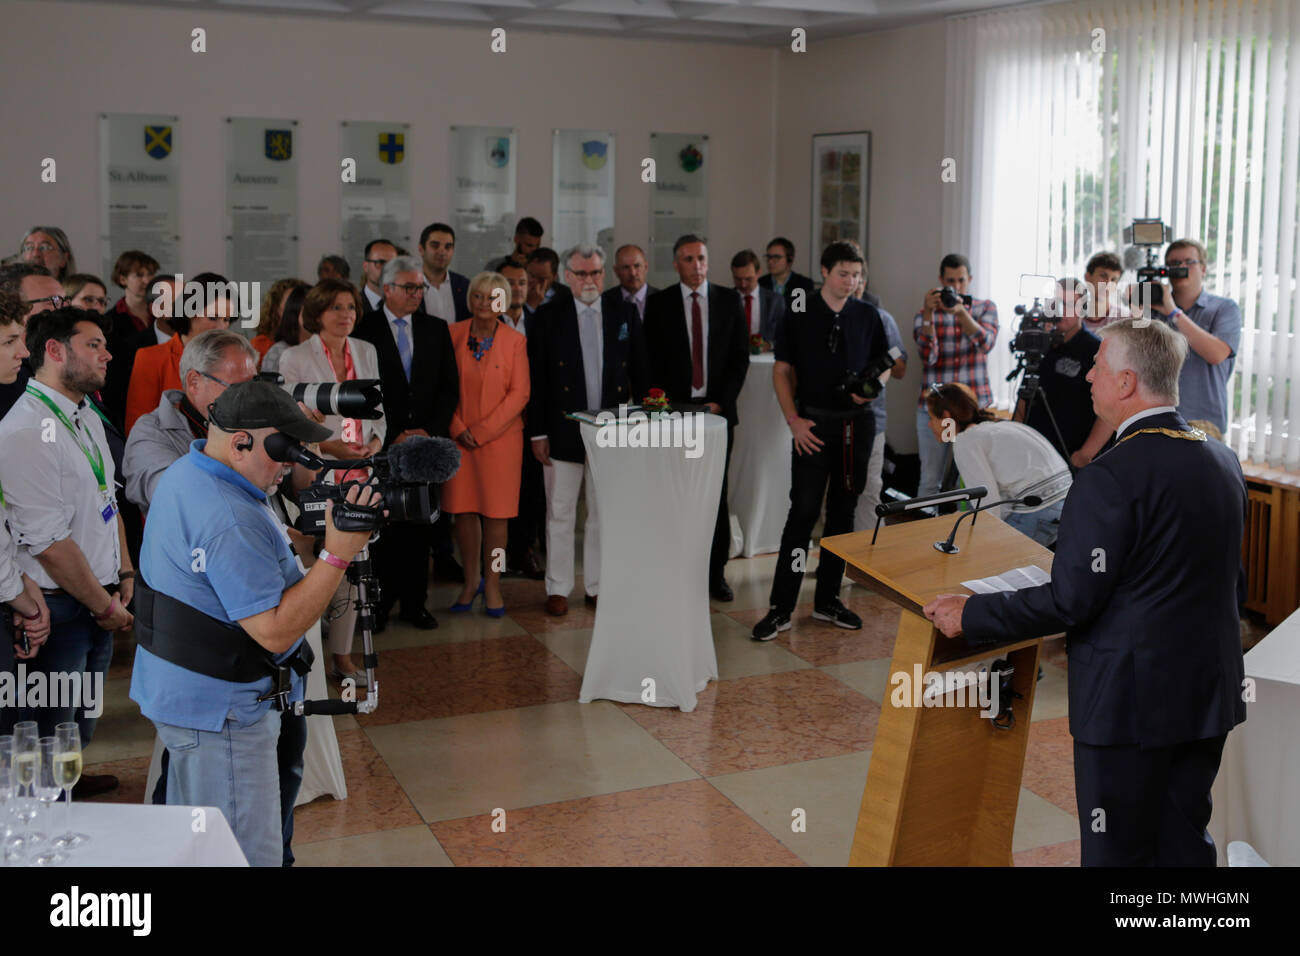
[123,329,258,511]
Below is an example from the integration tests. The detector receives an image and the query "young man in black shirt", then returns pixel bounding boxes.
[1015,277,1113,467]
[753,241,888,641]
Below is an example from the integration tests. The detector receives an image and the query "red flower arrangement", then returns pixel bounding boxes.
[642,388,670,413]
[749,333,770,355]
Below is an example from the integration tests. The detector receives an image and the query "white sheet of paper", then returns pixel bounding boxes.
[962,565,1049,594]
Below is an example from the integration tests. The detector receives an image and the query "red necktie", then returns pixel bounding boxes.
[691,292,704,390]
[745,294,754,335]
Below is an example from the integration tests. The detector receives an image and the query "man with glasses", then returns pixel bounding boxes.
[751,241,888,641]
[354,256,460,629]
[0,262,67,420]
[759,237,816,309]
[123,330,259,513]
[1131,238,1241,437]
[359,239,398,313]
[528,245,648,616]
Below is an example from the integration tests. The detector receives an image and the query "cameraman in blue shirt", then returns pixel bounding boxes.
[130,382,379,866]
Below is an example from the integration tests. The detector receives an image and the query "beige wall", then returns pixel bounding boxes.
[771,22,949,452]
[0,1,776,287]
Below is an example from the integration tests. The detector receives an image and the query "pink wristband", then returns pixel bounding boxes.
[94,595,117,620]
[318,549,350,571]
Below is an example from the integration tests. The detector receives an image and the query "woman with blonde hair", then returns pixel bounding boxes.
[442,271,530,617]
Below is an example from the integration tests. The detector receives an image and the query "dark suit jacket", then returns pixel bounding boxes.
[353,307,460,444]
[642,282,749,426]
[963,411,1247,748]
[600,285,659,321]
[738,286,786,344]
[526,295,649,464]
[759,270,816,308]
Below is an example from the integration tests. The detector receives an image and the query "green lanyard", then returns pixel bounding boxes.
[25,383,107,492]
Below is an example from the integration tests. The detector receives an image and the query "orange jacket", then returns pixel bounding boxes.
[125,334,185,433]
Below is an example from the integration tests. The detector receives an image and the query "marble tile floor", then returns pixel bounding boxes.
[82,546,1262,866]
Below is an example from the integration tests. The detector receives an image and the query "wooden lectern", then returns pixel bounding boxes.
[820,512,1055,866]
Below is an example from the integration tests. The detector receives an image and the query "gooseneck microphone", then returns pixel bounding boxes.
[870,487,989,546]
[933,494,1043,555]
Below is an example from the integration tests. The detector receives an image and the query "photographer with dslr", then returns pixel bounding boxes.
[1129,238,1240,437]
[913,254,999,496]
[1014,278,1114,468]
[752,241,888,641]
[130,381,379,867]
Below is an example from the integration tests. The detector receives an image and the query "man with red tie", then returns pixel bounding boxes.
[643,235,750,602]
[731,249,786,349]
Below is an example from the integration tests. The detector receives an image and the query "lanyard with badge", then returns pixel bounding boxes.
[25,383,117,525]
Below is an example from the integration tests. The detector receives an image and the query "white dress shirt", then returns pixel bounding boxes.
[1116,405,1178,438]
[577,298,604,410]
[501,311,527,335]
[952,420,1072,519]
[681,280,709,398]
[363,285,383,312]
[424,274,456,323]
[0,521,23,604]
[0,379,122,588]
[154,324,171,345]
[382,304,414,350]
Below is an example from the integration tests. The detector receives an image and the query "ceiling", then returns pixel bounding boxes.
[45,0,1050,45]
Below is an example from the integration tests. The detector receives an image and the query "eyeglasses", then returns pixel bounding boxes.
[197,369,232,388]
[1166,258,1202,268]
[23,294,69,309]
[21,242,59,255]
[567,270,603,281]
[392,282,427,295]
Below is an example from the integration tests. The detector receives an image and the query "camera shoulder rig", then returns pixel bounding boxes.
[133,576,314,709]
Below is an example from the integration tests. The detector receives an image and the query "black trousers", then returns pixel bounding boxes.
[374,521,434,615]
[710,424,736,586]
[1073,734,1228,866]
[509,446,546,559]
[769,414,874,614]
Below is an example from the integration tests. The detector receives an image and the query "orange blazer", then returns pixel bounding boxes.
[125,333,185,433]
[448,321,530,445]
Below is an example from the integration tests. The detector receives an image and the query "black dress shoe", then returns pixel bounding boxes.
[710,579,735,602]
[519,548,545,580]
[73,773,119,799]
[434,555,465,583]
[400,608,439,630]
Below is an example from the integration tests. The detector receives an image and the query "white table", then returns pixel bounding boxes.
[32,803,247,866]
[578,412,725,712]
[728,353,791,556]
[1209,607,1300,865]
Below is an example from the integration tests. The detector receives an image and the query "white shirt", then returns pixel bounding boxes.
[1117,405,1177,439]
[0,519,23,604]
[952,420,1072,519]
[383,304,416,350]
[501,311,527,335]
[364,285,383,312]
[424,273,456,323]
[0,379,122,589]
[622,284,648,320]
[681,280,709,398]
[154,324,171,346]
[577,298,604,410]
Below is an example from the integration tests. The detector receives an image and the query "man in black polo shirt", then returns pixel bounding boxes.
[1016,277,1113,468]
[753,241,887,640]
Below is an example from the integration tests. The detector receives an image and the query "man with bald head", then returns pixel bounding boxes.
[602,244,657,321]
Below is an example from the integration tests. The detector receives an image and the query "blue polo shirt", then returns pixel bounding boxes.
[1172,290,1241,434]
[130,440,306,731]
[870,307,905,434]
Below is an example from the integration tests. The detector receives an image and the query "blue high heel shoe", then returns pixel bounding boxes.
[450,579,484,613]
[484,599,506,619]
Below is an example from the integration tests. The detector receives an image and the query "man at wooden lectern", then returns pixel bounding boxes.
[924,318,1246,867]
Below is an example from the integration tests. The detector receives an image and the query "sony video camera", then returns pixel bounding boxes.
[266,433,462,536]
[835,346,904,405]
[1125,217,1187,309]
[1010,274,1066,358]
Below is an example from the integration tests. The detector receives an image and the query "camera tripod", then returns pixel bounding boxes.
[291,542,381,717]
[1007,351,1076,474]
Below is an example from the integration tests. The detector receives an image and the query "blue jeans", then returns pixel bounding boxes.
[915,407,951,498]
[24,593,112,742]
[155,710,284,867]
[1003,500,1065,548]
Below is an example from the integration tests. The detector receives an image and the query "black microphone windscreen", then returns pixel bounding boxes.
[1022,495,1043,507]
[1122,246,1145,271]
[388,436,461,484]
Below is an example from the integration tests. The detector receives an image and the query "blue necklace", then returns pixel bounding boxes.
[468,333,494,361]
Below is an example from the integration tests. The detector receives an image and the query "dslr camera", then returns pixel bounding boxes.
[835,346,904,405]
[1125,217,1187,309]
[938,286,973,310]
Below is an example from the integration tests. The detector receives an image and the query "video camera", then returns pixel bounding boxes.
[1125,217,1187,309]
[265,433,461,536]
[255,371,384,421]
[1010,274,1065,358]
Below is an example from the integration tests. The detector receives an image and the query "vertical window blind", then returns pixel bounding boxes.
[943,0,1300,468]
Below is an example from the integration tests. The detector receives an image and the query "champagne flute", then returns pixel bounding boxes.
[11,723,44,846]
[53,723,87,849]
[31,738,66,866]
[0,735,24,865]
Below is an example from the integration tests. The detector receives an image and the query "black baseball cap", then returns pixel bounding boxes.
[209,381,332,444]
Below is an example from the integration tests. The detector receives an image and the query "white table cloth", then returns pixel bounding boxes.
[1210,607,1300,865]
[144,619,347,807]
[578,412,725,712]
[43,803,247,866]
[728,353,791,556]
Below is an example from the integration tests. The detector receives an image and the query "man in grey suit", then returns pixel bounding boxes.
[731,249,785,348]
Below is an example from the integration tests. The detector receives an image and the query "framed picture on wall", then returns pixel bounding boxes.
[811,131,870,263]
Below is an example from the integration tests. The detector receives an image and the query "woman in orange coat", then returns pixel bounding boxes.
[443,272,530,617]
[124,272,235,432]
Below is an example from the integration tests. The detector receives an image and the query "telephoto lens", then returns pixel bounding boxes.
[288,379,384,420]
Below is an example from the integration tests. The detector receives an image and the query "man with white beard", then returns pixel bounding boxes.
[526,245,648,617]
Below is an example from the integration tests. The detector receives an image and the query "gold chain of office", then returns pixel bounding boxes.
[1115,426,1208,446]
